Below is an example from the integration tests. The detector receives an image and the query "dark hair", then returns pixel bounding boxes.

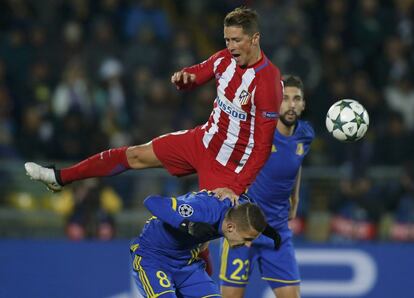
[224,7,259,35]
[226,202,267,233]
[283,75,304,95]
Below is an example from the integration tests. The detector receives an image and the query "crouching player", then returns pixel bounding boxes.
[220,75,314,298]
[130,190,281,298]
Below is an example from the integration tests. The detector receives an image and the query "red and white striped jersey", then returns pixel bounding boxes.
[181,49,283,189]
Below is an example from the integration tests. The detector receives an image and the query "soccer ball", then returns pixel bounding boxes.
[325,99,369,142]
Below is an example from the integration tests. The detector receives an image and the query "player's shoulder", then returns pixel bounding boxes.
[267,58,281,75]
[177,191,205,202]
[178,190,221,205]
[295,120,315,141]
[258,54,281,76]
[254,55,281,89]
[211,49,232,61]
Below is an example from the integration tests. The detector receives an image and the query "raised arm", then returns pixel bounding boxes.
[171,51,223,90]
[144,192,223,228]
[144,195,189,228]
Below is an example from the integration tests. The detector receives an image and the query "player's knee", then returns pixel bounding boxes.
[126,144,161,169]
[221,286,245,298]
[274,285,301,298]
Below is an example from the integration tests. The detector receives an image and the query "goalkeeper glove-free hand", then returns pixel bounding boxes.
[262,224,282,250]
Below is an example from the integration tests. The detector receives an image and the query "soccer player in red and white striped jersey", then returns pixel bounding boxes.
[25,7,282,209]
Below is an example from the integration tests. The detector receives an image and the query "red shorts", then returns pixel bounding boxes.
[152,126,245,194]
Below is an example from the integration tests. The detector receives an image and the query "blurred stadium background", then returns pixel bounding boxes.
[0,0,413,297]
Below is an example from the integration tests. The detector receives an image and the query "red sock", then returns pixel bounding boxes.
[60,147,131,185]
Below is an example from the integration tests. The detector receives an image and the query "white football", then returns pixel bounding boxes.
[326,99,369,142]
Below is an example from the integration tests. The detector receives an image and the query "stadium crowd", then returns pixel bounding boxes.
[1,0,414,241]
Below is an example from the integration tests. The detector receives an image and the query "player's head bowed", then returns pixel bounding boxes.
[223,202,267,248]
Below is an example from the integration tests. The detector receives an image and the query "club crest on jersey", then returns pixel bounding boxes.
[178,204,194,217]
[296,143,304,155]
[238,90,251,105]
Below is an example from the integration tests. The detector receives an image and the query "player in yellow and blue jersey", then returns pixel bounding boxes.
[220,75,314,298]
[130,190,281,298]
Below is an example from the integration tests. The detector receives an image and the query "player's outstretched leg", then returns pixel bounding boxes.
[24,163,63,192]
[25,143,162,191]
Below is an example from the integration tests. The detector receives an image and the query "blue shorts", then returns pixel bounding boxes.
[131,251,220,298]
[219,229,300,289]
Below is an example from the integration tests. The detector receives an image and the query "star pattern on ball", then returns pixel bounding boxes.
[332,113,344,131]
[351,111,364,126]
[346,133,359,142]
[326,99,368,142]
[336,100,353,111]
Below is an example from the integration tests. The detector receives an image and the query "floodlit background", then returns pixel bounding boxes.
[0,0,413,297]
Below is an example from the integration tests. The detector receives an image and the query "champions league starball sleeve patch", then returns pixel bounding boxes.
[178,204,194,217]
[262,111,279,119]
